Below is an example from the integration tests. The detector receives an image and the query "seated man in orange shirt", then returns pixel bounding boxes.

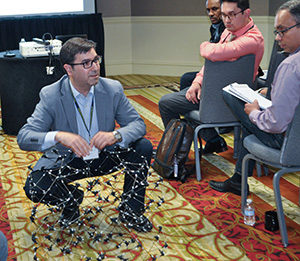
[159,0,264,155]
[210,0,300,195]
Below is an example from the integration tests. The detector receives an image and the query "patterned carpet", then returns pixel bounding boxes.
[0,75,300,260]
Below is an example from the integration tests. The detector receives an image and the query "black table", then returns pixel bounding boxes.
[0,50,64,135]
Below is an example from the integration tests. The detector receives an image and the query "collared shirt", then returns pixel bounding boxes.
[210,21,225,43]
[69,82,99,142]
[249,47,300,133]
[193,17,264,86]
[41,81,99,150]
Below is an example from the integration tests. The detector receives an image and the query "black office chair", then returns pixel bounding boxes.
[256,40,288,98]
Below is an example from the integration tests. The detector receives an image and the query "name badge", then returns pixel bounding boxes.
[83,146,99,160]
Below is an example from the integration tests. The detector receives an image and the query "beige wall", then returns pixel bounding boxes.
[98,0,286,75]
[98,0,286,17]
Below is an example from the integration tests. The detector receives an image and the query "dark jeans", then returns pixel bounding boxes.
[24,138,153,214]
[159,87,220,142]
[223,91,284,175]
[179,71,197,91]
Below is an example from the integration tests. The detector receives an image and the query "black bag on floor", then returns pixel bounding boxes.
[152,119,194,182]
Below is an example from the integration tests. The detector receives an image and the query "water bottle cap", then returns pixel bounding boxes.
[246,198,252,204]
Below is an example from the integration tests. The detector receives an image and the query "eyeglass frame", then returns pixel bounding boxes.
[221,9,245,21]
[69,56,102,69]
[273,23,300,38]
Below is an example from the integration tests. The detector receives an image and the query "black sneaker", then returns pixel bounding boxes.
[118,206,153,232]
[203,137,228,155]
[219,127,234,134]
[209,178,249,196]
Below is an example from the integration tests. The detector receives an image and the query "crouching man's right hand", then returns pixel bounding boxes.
[55,131,91,158]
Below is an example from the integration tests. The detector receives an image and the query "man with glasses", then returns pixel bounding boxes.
[179,0,225,91]
[18,37,153,232]
[159,0,264,156]
[210,0,300,195]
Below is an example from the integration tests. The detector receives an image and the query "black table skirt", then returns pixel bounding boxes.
[0,50,64,135]
[0,13,105,77]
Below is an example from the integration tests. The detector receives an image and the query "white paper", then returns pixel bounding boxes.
[223,82,272,110]
[83,146,99,161]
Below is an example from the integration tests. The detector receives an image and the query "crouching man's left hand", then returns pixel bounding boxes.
[90,131,118,150]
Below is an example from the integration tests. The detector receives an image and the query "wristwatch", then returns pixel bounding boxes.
[113,130,122,142]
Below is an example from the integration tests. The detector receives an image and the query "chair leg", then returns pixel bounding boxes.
[255,162,269,177]
[194,126,202,181]
[256,162,262,177]
[233,126,241,159]
[241,154,251,212]
[273,169,289,247]
[263,164,269,176]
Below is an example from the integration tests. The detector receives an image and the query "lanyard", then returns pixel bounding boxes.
[70,86,94,139]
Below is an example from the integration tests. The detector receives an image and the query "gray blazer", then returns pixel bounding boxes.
[17,75,146,155]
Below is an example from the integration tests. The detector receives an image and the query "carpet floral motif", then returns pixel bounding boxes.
[0,86,299,260]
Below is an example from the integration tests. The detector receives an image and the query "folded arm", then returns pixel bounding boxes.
[200,34,261,62]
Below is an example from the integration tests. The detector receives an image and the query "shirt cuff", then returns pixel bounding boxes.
[249,109,261,124]
[41,131,59,151]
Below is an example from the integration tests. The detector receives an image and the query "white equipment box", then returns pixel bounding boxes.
[19,39,62,57]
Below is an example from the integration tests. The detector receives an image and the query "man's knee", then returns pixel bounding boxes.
[222,90,232,104]
[23,170,51,203]
[24,178,40,203]
[158,93,170,111]
[223,90,244,109]
[132,138,153,165]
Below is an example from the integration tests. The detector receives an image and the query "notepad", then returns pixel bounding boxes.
[223,82,272,110]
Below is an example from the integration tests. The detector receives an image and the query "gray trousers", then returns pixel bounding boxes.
[158,87,220,142]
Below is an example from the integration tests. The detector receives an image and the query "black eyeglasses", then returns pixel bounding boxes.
[273,23,300,37]
[221,9,244,21]
[69,56,102,69]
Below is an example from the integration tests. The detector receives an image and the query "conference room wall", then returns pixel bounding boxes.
[98,0,286,17]
[103,16,274,76]
[100,0,281,76]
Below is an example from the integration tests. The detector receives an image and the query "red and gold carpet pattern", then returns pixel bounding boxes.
[0,84,299,260]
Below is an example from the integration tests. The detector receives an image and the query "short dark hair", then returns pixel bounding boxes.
[60,37,97,66]
[277,0,300,25]
[220,0,249,11]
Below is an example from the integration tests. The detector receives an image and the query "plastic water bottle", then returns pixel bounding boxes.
[173,155,178,178]
[244,198,255,226]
